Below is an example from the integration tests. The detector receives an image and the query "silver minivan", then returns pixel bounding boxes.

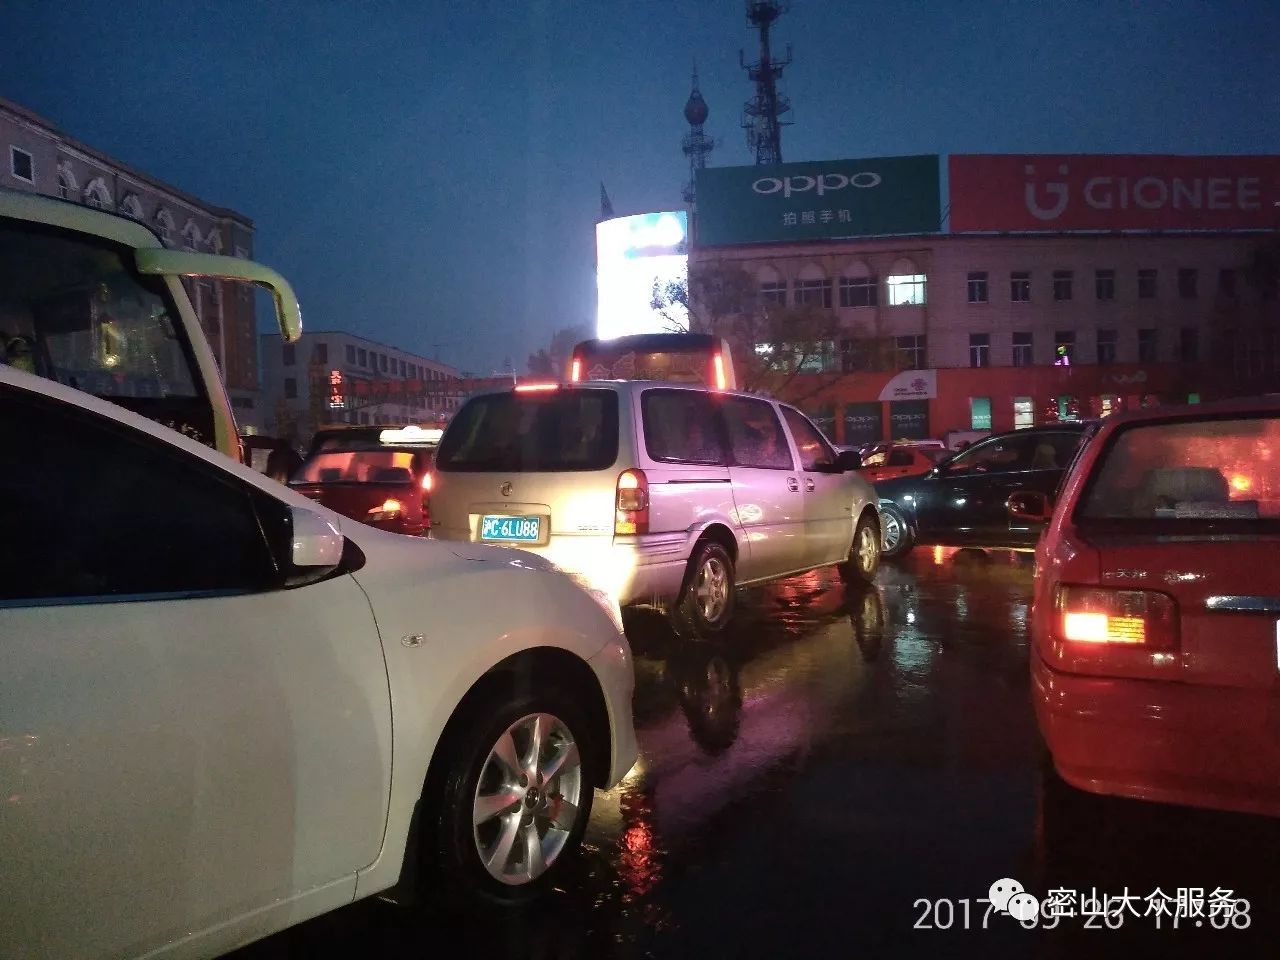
[430,381,880,637]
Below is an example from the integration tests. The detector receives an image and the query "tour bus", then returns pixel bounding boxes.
[568,332,737,390]
[0,188,302,459]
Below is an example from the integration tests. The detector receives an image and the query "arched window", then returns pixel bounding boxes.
[205,228,223,254]
[839,259,878,308]
[82,177,112,210]
[181,220,202,251]
[155,208,175,246]
[887,257,926,306]
[56,162,78,201]
[119,194,144,220]
[757,264,787,306]
[795,262,831,308]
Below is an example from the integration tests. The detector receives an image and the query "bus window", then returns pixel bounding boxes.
[569,333,736,389]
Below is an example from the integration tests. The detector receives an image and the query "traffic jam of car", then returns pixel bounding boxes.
[3,192,1278,956]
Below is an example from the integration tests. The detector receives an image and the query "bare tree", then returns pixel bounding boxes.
[651,263,896,403]
[527,324,590,378]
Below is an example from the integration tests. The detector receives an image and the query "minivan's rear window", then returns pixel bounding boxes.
[1078,415,1280,528]
[436,388,619,472]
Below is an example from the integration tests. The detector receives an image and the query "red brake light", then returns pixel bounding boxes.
[615,469,649,535]
[570,358,582,382]
[1054,586,1177,650]
[712,352,727,390]
[421,472,433,493]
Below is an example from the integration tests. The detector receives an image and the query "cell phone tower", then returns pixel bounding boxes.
[740,0,792,166]
[681,62,715,208]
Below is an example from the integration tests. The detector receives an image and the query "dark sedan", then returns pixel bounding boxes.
[874,422,1093,558]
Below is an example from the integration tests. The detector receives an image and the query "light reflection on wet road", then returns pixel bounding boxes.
[230,550,1280,959]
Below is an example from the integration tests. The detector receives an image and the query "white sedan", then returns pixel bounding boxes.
[0,366,638,960]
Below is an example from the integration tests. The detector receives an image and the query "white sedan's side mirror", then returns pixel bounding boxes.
[290,506,343,568]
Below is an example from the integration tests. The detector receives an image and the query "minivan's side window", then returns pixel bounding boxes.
[0,387,276,603]
[722,396,793,470]
[780,406,837,471]
[641,389,726,465]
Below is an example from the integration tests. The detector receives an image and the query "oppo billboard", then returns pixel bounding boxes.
[596,211,689,340]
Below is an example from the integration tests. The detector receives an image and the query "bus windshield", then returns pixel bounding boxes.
[0,218,213,445]
[569,333,735,389]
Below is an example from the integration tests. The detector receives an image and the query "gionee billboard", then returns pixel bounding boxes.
[949,154,1280,233]
[596,211,688,340]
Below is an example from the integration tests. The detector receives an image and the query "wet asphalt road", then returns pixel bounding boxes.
[229,549,1280,960]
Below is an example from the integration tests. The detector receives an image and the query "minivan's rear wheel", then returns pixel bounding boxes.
[879,503,915,560]
[671,541,736,639]
[426,691,596,904]
[838,513,880,584]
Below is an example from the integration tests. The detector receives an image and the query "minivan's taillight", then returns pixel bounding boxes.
[570,358,582,382]
[615,469,649,535]
[1054,585,1178,650]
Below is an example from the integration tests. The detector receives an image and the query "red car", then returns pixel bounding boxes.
[856,443,947,483]
[1019,398,1280,816]
[289,425,438,536]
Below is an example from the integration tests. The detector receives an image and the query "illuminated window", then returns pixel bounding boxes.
[887,274,926,306]
[967,271,988,303]
[1095,269,1116,301]
[1138,328,1157,363]
[1013,397,1034,429]
[1010,271,1031,302]
[9,147,33,183]
[1053,270,1073,301]
[969,333,990,368]
[895,335,926,369]
[1097,329,1117,365]
[1137,269,1157,299]
[1012,331,1033,367]
[1099,395,1121,417]
[1054,330,1075,366]
[839,275,877,307]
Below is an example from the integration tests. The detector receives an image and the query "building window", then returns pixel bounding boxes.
[887,274,926,306]
[839,275,878,307]
[795,278,832,308]
[10,146,34,183]
[1178,268,1198,299]
[282,344,295,366]
[56,166,76,199]
[155,209,175,245]
[379,354,388,372]
[1095,269,1116,301]
[1052,270,1073,302]
[1013,397,1034,430]
[1010,271,1031,302]
[1219,268,1238,298]
[1054,330,1075,366]
[1180,327,1199,363]
[1096,328,1117,365]
[1012,331,1033,367]
[315,342,328,363]
[360,413,370,425]
[182,221,201,251]
[1138,328,1157,363]
[968,333,990,368]
[969,397,992,430]
[284,377,297,399]
[759,281,787,305]
[346,344,356,364]
[1137,269,1157,299]
[967,271,988,303]
[83,178,112,210]
[895,335,926,369]
[358,348,367,366]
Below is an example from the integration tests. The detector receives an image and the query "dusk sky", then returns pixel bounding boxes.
[3,0,1277,374]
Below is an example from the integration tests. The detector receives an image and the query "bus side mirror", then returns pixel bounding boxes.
[135,249,303,342]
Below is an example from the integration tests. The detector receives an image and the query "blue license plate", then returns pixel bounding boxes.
[480,515,542,543]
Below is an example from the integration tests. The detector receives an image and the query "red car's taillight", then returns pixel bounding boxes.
[1053,585,1178,651]
[615,468,649,535]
